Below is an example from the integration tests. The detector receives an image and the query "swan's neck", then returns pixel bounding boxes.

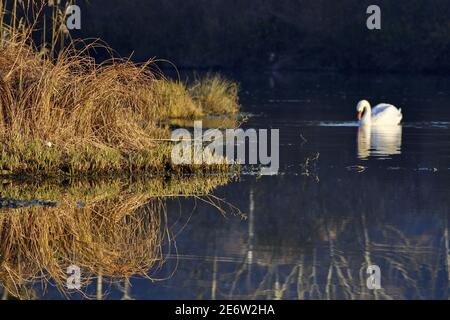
[361,104,372,125]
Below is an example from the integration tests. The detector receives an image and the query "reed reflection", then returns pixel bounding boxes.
[0,175,233,299]
[155,171,450,300]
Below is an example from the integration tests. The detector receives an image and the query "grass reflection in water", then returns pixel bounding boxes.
[0,174,238,299]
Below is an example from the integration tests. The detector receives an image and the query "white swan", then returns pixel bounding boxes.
[357,100,402,126]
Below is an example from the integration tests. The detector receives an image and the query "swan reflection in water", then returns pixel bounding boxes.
[357,125,402,159]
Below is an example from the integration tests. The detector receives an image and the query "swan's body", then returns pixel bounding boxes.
[357,100,402,126]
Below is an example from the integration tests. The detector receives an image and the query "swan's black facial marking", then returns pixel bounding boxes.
[361,108,366,118]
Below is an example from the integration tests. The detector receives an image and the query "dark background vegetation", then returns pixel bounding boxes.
[75,0,450,73]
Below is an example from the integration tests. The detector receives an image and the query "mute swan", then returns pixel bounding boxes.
[357,100,402,126]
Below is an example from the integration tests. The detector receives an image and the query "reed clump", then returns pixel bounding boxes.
[153,79,201,119]
[0,1,239,177]
[190,74,240,115]
[154,74,240,119]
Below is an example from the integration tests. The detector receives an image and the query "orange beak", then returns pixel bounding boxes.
[357,111,362,121]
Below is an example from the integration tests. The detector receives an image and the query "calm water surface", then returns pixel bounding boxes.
[2,72,450,300]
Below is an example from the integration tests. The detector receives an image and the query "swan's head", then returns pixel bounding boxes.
[356,100,370,121]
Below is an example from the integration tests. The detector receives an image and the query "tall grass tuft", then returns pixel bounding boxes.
[0,1,240,177]
[190,74,240,115]
[153,79,200,119]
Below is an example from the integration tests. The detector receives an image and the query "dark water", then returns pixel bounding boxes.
[2,72,450,300]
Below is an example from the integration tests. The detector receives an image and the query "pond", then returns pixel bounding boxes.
[1,72,450,300]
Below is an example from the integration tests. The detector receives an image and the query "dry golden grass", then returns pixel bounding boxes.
[0,0,241,301]
[0,41,164,149]
[153,79,201,119]
[154,75,240,119]
[190,73,240,115]
[0,1,240,177]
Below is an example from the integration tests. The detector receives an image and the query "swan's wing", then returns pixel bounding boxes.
[372,103,403,124]
[372,104,396,116]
